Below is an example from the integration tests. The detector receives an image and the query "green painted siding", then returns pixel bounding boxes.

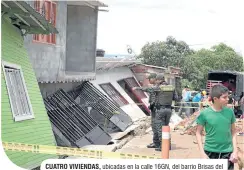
[1,16,58,169]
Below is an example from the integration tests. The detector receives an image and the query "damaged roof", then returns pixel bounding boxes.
[1,1,58,35]
[67,1,108,8]
[96,57,140,71]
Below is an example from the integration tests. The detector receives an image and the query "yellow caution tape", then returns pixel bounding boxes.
[2,142,160,159]
[177,101,210,104]
[172,106,200,109]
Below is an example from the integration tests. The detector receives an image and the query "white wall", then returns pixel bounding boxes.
[91,67,148,121]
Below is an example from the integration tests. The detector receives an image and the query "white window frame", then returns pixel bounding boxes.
[99,83,129,107]
[2,61,35,122]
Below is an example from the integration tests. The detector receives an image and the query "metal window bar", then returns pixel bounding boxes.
[45,100,85,141]
[68,81,121,112]
[100,83,128,107]
[79,90,114,119]
[46,90,97,130]
[79,89,114,119]
[5,68,32,118]
[81,83,120,112]
[67,81,128,120]
[82,82,120,109]
[44,89,112,147]
[67,82,133,132]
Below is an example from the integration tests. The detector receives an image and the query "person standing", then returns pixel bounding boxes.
[192,90,207,113]
[178,86,192,117]
[153,74,178,151]
[196,85,238,170]
[133,73,160,148]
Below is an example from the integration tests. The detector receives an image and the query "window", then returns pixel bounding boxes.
[100,83,129,107]
[33,0,57,44]
[124,77,147,99]
[2,62,34,121]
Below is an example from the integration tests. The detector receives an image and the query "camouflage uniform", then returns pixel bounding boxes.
[153,74,178,151]
[134,73,160,148]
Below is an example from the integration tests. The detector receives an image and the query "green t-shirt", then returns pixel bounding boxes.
[196,106,236,153]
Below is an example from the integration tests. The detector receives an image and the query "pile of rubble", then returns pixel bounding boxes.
[184,126,206,136]
[174,114,243,136]
[173,112,204,136]
[174,113,199,128]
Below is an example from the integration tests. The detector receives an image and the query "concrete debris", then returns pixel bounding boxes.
[145,127,152,134]
[169,112,183,130]
[68,116,152,158]
[174,113,202,136]
[115,135,134,150]
[184,126,206,136]
[174,115,244,137]
[106,117,151,151]
[130,117,151,136]
[170,112,183,125]
[174,114,198,131]
[110,124,140,140]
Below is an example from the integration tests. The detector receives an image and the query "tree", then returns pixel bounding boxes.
[137,36,194,68]
[182,43,243,90]
[139,37,243,90]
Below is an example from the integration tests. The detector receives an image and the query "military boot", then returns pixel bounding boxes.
[147,143,158,148]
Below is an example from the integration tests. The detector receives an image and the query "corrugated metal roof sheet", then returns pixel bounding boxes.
[67,1,108,7]
[96,57,140,70]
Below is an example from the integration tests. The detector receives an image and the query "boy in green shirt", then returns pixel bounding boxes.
[196,85,238,170]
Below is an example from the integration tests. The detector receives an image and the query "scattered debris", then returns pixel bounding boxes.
[184,126,206,136]
[174,112,203,136]
[175,114,244,138]
[66,116,151,159]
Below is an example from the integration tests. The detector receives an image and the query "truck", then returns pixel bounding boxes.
[206,70,244,117]
[206,70,243,96]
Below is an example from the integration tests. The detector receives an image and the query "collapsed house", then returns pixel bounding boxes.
[20,0,183,151]
[41,57,184,148]
[68,81,133,132]
[22,1,115,148]
[94,57,150,119]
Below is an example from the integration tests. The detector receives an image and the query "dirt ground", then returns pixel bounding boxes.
[116,130,244,169]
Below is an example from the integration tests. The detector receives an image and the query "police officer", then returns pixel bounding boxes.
[132,73,160,148]
[153,74,178,151]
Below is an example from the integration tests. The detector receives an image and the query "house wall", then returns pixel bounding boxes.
[24,1,67,83]
[91,67,148,121]
[1,16,57,169]
[39,82,81,98]
[24,2,97,83]
[65,5,97,73]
